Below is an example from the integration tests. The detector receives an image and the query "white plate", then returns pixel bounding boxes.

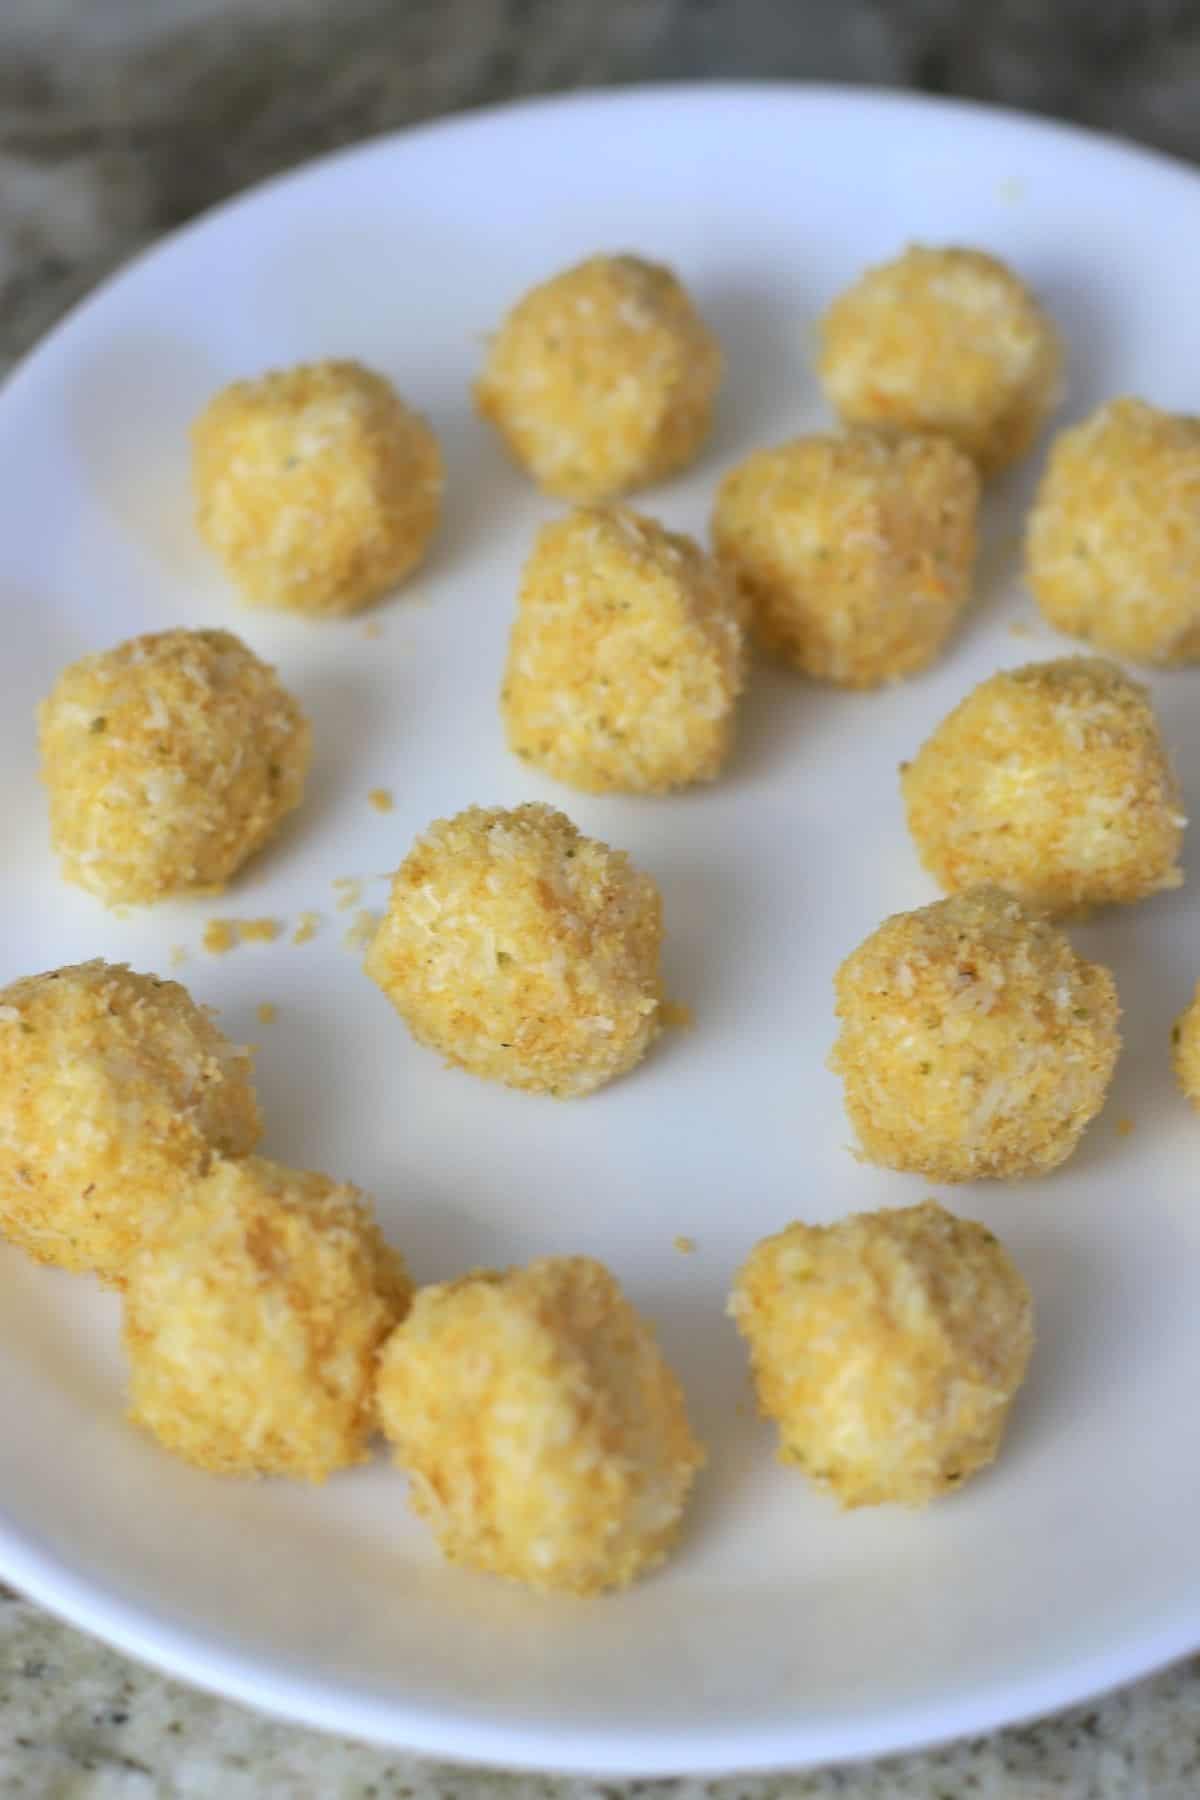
[2,83,1199,1777]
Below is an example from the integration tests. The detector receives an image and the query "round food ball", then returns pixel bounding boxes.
[1172,985,1200,1107]
[902,658,1184,915]
[376,1256,704,1593]
[0,960,260,1281]
[124,1155,411,1480]
[712,431,979,686]
[829,887,1120,1181]
[193,359,442,616]
[1026,398,1200,664]
[474,253,722,502]
[729,1200,1034,1508]
[365,803,664,1098]
[38,627,310,906]
[502,506,745,792]
[818,246,1062,475]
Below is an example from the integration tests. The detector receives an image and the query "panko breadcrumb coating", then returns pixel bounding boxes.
[1172,984,1200,1108]
[502,506,745,792]
[124,1155,410,1480]
[729,1200,1033,1508]
[38,628,310,907]
[830,888,1120,1181]
[712,431,978,686]
[366,803,664,1097]
[376,1256,704,1593]
[1026,398,1200,664]
[475,254,722,502]
[193,359,442,616]
[902,658,1185,915]
[0,960,260,1281]
[818,246,1062,475]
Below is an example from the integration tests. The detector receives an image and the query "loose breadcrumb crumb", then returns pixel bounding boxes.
[202,921,237,956]
[333,877,364,912]
[256,1002,278,1025]
[376,1256,704,1593]
[343,910,380,952]
[1172,983,1200,1108]
[292,911,322,945]
[673,1235,697,1255]
[169,946,188,968]
[1117,1117,1135,1137]
[368,788,395,813]
[730,1200,1034,1507]
[124,1154,410,1479]
[238,918,282,944]
[203,917,284,954]
[661,1001,695,1031]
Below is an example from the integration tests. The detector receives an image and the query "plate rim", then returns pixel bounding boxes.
[2,78,1199,1776]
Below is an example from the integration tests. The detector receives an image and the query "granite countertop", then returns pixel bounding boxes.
[5,2,1200,1794]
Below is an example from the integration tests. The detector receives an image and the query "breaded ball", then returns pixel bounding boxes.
[124,1155,411,1480]
[365,803,663,1098]
[376,1256,704,1593]
[902,658,1185,915]
[38,628,310,906]
[729,1200,1033,1508]
[193,359,442,616]
[0,960,260,1281]
[818,246,1062,475]
[712,431,979,686]
[474,253,722,501]
[1172,984,1200,1108]
[501,506,745,792]
[829,888,1120,1181]
[1026,398,1200,664]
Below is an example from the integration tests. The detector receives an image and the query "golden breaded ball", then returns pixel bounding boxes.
[829,888,1120,1181]
[124,1155,411,1480]
[474,254,722,501]
[376,1256,704,1593]
[502,507,745,792]
[366,803,663,1098]
[1172,984,1200,1108]
[193,359,443,616]
[712,431,979,686]
[902,658,1184,916]
[818,246,1062,475]
[729,1200,1034,1508]
[0,960,260,1281]
[1026,398,1200,664]
[38,628,310,907]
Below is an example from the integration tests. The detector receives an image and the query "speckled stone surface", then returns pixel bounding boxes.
[5,2,1200,1793]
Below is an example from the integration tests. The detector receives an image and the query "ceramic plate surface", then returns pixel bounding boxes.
[1,83,1198,1777]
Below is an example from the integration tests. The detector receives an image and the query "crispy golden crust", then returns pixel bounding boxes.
[901,657,1185,915]
[729,1201,1034,1508]
[38,628,310,906]
[818,246,1062,475]
[1172,983,1200,1106]
[475,254,722,501]
[376,1256,704,1593]
[829,888,1120,1181]
[1026,398,1200,665]
[0,960,260,1281]
[365,803,663,1098]
[124,1155,410,1480]
[193,359,442,616]
[501,506,745,792]
[712,431,978,686]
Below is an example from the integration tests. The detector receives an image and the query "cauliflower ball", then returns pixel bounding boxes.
[474,253,722,502]
[193,359,443,616]
[902,658,1184,915]
[501,506,745,792]
[376,1256,704,1593]
[830,888,1120,1181]
[38,628,310,906]
[365,803,664,1098]
[1172,985,1200,1108]
[1026,398,1200,664]
[0,960,260,1281]
[818,246,1062,475]
[729,1200,1034,1508]
[124,1155,411,1480]
[712,431,978,686]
